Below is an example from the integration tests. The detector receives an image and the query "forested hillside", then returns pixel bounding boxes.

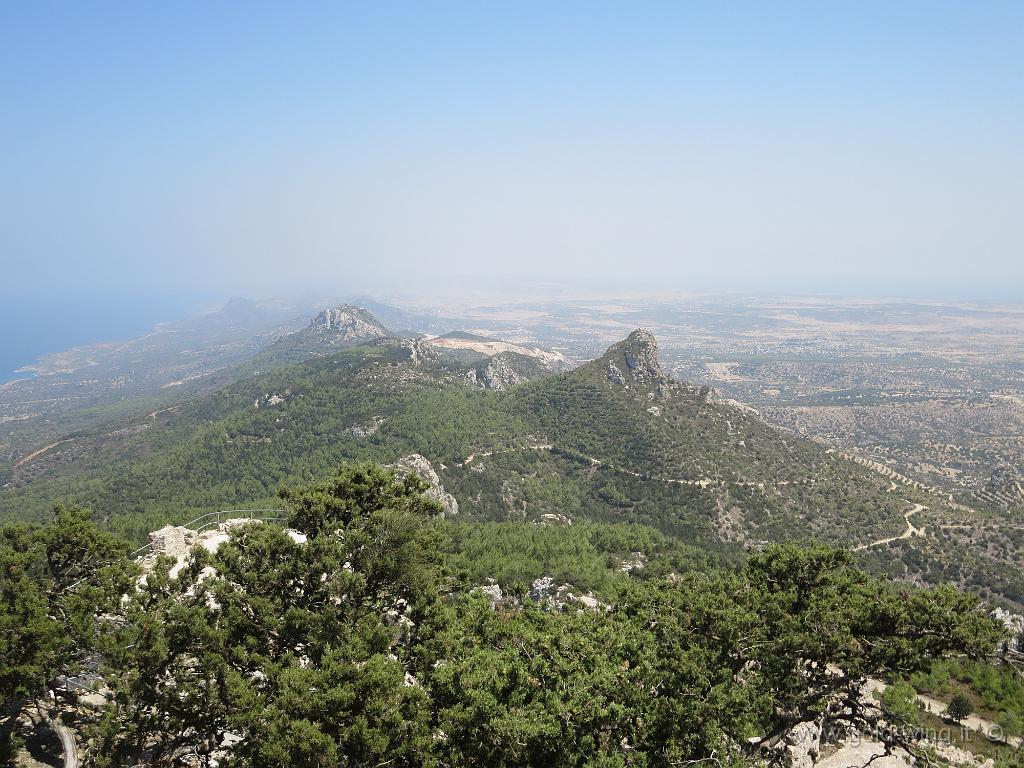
[2,464,1019,767]
[2,328,1022,608]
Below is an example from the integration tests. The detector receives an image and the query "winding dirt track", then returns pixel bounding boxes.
[147,404,182,420]
[460,444,717,486]
[852,504,926,551]
[461,445,816,490]
[866,678,1022,749]
[14,404,182,469]
[460,445,938,554]
[13,438,76,468]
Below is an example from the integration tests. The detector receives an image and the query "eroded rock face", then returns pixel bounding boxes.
[349,416,385,437]
[474,583,504,607]
[992,607,1024,650]
[622,329,664,384]
[254,391,288,409]
[141,519,304,582]
[536,513,572,527]
[463,352,543,390]
[530,576,558,602]
[308,305,392,344]
[607,362,626,385]
[602,329,669,390]
[401,338,437,365]
[389,453,459,517]
[619,552,646,573]
[477,355,528,391]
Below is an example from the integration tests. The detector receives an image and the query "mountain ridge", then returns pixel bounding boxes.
[1,326,1021,608]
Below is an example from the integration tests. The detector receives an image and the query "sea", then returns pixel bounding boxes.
[0,292,210,385]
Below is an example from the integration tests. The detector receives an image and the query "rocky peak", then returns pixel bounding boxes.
[308,305,392,340]
[603,329,667,387]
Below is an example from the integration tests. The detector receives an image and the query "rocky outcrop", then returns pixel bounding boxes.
[529,576,605,611]
[992,607,1024,651]
[474,354,529,390]
[601,329,669,390]
[148,525,197,559]
[261,305,398,362]
[140,518,306,583]
[254,391,288,409]
[607,362,626,385]
[307,305,394,345]
[785,721,821,768]
[536,513,572,527]
[349,416,385,437]
[400,338,438,366]
[463,351,551,390]
[619,552,646,573]
[621,329,664,384]
[473,582,505,607]
[389,454,459,516]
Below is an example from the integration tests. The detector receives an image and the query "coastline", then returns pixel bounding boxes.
[0,369,37,386]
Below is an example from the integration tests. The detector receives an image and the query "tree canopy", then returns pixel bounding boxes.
[0,506,136,761]
[0,464,1013,767]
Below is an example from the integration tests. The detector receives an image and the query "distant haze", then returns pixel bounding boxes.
[2,3,1022,301]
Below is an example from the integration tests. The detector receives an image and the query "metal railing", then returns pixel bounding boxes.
[129,508,286,560]
[61,671,106,695]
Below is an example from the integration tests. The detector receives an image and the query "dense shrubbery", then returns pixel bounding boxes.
[1,463,1013,767]
[0,507,137,761]
[440,518,712,595]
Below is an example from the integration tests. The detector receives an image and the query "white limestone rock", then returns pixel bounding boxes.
[529,576,606,611]
[389,453,459,517]
[148,525,196,559]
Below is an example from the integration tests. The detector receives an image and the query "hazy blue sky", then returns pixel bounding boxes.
[2,1,1023,302]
